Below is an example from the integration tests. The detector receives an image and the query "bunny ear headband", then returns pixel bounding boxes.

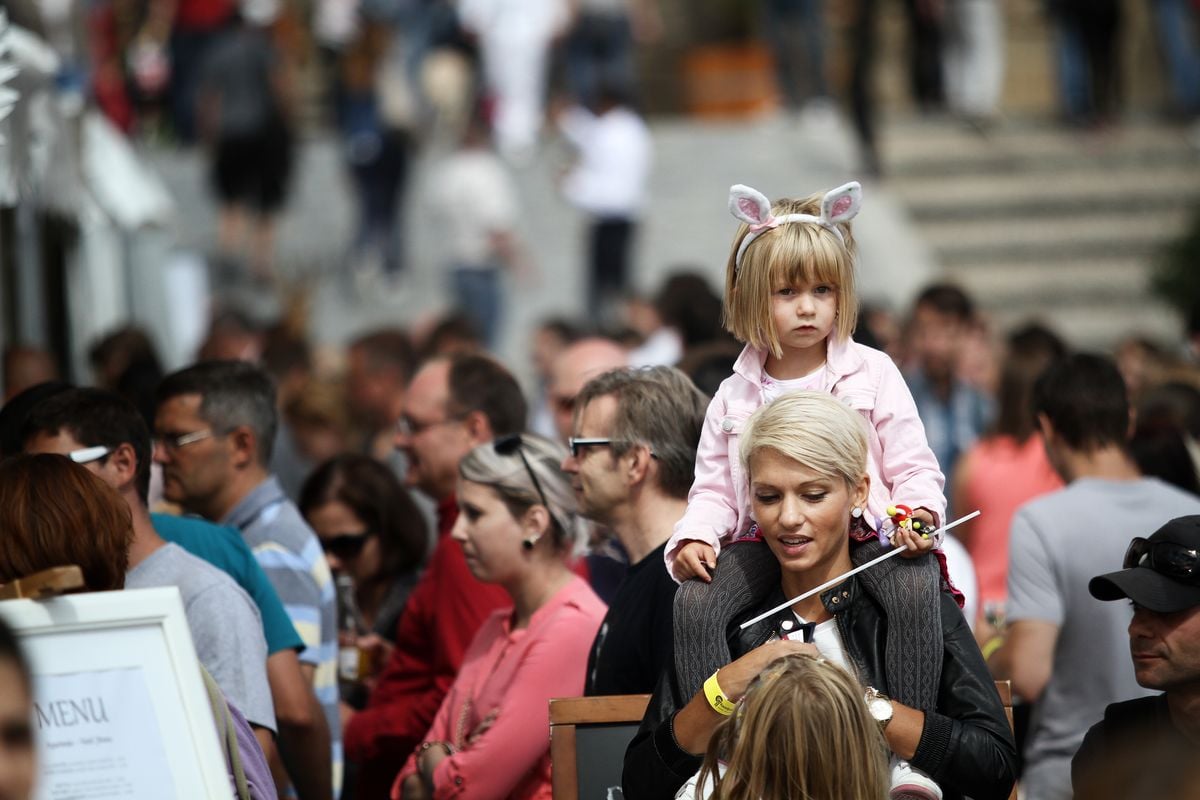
[729,181,863,270]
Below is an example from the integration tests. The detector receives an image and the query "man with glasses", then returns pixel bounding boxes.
[1072,516,1200,797]
[343,353,521,799]
[154,361,337,800]
[21,388,279,765]
[988,354,1200,800]
[562,366,707,695]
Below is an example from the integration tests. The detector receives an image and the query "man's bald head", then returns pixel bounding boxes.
[549,338,627,442]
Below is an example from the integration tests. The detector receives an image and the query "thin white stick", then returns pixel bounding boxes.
[738,510,982,630]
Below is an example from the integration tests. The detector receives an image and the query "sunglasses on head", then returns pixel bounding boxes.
[1123,537,1200,584]
[321,532,372,560]
[492,434,563,534]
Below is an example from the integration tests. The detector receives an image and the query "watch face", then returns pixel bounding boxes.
[868,697,892,721]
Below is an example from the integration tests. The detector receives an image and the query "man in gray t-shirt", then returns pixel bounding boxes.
[126,542,273,732]
[991,354,1200,800]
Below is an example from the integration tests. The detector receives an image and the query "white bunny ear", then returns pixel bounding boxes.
[820,181,863,226]
[729,184,774,228]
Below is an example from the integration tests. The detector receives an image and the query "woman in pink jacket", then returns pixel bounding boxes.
[394,434,605,800]
[666,182,950,800]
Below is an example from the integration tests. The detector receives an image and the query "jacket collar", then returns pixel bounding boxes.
[733,337,865,389]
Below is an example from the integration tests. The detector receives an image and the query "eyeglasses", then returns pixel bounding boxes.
[396,414,464,437]
[493,434,563,534]
[155,429,217,451]
[69,445,111,464]
[321,532,372,560]
[567,437,613,458]
[1124,537,1200,584]
[566,437,657,460]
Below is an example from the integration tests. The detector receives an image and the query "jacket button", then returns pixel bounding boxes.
[842,591,850,598]
[832,596,840,604]
[455,777,463,786]
[721,418,734,432]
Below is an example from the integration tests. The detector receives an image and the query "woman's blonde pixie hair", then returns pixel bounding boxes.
[696,653,889,800]
[739,391,869,489]
[723,192,859,359]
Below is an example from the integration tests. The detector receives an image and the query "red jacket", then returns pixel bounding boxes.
[344,496,510,798]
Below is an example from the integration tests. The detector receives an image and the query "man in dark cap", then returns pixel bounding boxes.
[1072,515,1200,798]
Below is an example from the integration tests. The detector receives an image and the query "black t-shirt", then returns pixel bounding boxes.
[1072,694,1200,798]
[584,542,677,696]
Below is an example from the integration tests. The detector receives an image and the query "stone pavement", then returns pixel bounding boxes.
[143,109,938,374]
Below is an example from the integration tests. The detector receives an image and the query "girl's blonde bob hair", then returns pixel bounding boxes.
[739,391,869,489]
[723,192,859,359]
[696,653,889,800]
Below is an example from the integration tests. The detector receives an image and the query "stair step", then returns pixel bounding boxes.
[979,302,1181,349]
[922,212,1191,264]
[895,169,1200,221]
[949,258,1152,305]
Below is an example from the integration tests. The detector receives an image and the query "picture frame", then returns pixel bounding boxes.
[0,586,231,800]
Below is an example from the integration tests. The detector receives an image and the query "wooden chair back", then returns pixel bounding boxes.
[548,694,650,800]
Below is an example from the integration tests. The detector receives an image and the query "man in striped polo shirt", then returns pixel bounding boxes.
[155,360,340,800]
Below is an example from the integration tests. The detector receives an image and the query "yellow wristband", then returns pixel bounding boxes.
[981,636,1005,662]
[703,671,737,716]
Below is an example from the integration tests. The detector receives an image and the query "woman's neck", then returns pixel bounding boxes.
[506,562,574,630]
[779,550,855,623]
[764,339,829,380]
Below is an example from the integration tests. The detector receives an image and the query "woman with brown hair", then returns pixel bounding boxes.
[299,453,429,640]
[0,453,133,590]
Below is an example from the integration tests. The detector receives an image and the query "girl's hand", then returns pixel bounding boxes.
[672,541,717,582]
[893,525,936,558]
[714,639,819,702]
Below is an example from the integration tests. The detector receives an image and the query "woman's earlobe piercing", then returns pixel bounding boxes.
[851,507,863,519]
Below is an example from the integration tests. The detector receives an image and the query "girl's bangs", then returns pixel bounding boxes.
[768,228,849,289]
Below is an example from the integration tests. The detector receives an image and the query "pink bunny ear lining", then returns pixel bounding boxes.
[830,196,853,218]
[737,197,765,222]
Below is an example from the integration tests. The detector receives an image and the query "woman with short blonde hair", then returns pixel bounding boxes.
[627,392,1016,800]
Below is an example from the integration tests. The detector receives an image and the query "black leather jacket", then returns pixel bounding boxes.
[622,572,1017,800]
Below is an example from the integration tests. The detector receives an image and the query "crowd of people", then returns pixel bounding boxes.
[2,168,1200,800]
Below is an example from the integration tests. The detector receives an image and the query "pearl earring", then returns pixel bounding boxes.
[851,507,863,519]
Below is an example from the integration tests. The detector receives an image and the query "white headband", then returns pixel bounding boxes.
[729,181,863,270]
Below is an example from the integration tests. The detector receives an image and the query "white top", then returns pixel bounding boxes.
[560,105,652,217]
[760,365,824,403]
[429,148,519,267]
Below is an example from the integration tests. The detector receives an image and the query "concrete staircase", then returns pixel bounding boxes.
[881,118,1200,348]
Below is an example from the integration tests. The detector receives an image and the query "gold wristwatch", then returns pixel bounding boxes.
[865,687,894,732]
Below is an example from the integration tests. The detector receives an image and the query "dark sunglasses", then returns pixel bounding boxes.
[1124,537,1200,584]
[493,434,563,534]
[321,532,372,560]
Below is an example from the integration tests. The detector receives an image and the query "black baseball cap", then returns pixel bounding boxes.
[1089,515,1200,613]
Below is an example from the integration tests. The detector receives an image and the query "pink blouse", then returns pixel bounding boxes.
[957,435,1063,607]
[394,575,607,800]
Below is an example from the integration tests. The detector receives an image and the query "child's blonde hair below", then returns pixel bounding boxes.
[723,192,859,359]
[697,653,890,800]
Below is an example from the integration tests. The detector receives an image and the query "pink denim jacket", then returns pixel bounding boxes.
[665,339,947,577]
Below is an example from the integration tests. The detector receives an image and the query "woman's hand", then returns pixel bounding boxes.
[672,541,717,582]
[400,773,428,800]
[672,638,817,755]
[418,743,451,780]
[715,639,820,701]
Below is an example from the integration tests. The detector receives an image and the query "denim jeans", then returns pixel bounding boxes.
[1151,0,1200,115]
[451,266,502,349]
